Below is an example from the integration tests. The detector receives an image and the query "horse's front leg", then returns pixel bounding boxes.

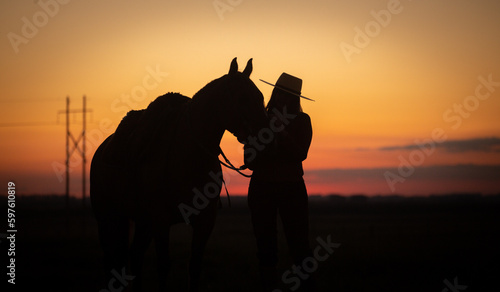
[154,227,171,292]
[96,214,130,291]
[130,220,153,292]
[188,201,217,292]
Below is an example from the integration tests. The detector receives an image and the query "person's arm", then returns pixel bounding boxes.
[243,142,257,171]
[275,113,312,161]
[243,115,274,170]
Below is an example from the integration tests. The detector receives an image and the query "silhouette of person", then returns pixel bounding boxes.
[245,73,316,291]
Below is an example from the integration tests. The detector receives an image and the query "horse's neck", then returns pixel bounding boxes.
[187,98,225,155]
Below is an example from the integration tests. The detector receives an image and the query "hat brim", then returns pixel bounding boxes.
[259,79,315,101]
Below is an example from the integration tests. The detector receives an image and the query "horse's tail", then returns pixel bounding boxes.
[90,134,135,218]
[90,134,113,218]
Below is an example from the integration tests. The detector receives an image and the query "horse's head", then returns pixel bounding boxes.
[222,58,267,143]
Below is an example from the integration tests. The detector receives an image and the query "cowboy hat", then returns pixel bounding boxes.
[259,73,315,101]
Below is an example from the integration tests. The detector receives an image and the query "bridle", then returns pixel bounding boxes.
[185,101,252,177]
[185,97,256,207]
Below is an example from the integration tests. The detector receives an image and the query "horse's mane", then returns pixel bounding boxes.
[192,75,227,102]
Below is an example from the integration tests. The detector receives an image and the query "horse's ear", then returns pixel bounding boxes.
[229,57,238,75]
[242,58,253,78]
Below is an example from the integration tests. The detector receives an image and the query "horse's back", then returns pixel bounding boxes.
[100,110,145,166]
[90,93,191,219]
[102,92,190,167]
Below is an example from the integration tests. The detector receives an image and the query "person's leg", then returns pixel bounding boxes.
[278,180,317,291]
[248,180,279,291]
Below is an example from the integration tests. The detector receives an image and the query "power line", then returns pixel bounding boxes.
[0,121,59,127]
[0,98,65,103]
[0,111,95,128]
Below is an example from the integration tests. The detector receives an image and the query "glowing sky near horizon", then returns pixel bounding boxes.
[1,0,499,196]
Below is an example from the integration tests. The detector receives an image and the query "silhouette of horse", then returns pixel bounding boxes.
[90,58,266,291]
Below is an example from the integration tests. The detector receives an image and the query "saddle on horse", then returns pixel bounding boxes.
[101,92,191,167]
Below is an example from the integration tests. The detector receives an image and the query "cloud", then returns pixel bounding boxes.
[377,137,500,153]
[305,164,500,183]
[304,164,500,195]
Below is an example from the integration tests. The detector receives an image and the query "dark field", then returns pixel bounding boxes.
[2,194,499,292]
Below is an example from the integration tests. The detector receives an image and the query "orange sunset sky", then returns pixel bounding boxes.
[1,0,499,197]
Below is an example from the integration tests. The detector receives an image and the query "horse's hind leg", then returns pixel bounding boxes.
[130,220,153,292]
[154,227,171,292]
[189,206,217,292]
[97,215,131,290]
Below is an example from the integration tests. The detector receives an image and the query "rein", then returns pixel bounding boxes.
[218,147,252,178]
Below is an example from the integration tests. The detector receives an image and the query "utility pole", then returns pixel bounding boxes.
[82,95,87,208]
[65,97,70,210]
[58,96,92,209]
